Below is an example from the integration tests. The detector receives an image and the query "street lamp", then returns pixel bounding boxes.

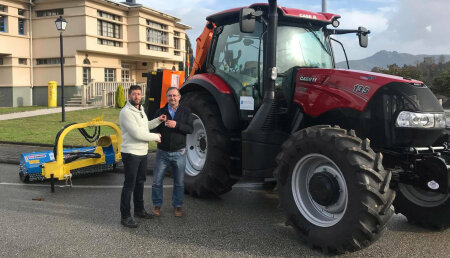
[55,16,67,122]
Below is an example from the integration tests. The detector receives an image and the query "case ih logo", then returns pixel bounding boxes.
[299,76,318,83]
[298,13,317,19]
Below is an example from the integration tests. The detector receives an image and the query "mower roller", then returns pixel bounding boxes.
[19,117,122,192]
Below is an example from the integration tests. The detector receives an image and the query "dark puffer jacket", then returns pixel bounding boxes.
[152,104,194,151]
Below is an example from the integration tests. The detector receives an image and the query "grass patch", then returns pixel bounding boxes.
[0,106,49,115]
[0,107,157,150]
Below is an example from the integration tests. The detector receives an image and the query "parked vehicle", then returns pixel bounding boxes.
[148,0,449,253]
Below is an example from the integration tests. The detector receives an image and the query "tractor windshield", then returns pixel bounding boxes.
[276,26,333,73]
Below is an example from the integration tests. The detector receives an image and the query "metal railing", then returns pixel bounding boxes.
[81,80,147,107]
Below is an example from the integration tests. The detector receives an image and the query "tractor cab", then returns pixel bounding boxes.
[204,3,366,123]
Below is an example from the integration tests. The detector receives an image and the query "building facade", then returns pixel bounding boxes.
[0,0,190,107]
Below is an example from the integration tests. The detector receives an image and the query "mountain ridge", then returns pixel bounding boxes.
[336,50,450,71]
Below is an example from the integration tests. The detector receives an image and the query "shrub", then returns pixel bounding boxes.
[115,84,125,108]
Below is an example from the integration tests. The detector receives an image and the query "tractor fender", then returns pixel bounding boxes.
[180,74,240,131]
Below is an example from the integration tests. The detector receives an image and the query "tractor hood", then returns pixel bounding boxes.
[292,68,434,117]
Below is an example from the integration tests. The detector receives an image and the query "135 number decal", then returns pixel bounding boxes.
[353,84,370,94]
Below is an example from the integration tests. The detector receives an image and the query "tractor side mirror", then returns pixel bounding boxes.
[358,27,370,48]
[239,8,262,33]
[240,8,256,33]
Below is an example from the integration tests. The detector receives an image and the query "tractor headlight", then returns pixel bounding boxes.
[395,111,446,128]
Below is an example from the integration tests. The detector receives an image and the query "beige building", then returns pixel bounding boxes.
[0,0,190,107]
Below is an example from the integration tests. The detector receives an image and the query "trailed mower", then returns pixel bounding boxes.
[19,117,122,192]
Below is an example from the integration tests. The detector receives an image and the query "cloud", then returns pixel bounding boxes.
[371,0,450,56]
[165,7,215,47]
[138,0,450,61]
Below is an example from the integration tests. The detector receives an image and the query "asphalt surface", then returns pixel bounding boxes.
[1,163,449,257]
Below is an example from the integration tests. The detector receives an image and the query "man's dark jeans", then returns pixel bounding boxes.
[120,152,147,219]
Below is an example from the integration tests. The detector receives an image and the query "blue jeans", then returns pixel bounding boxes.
[120,152,147,219]
[152,148,186,208]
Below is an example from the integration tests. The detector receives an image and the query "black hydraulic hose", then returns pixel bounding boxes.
[78,126,101,143]
[53,123,76,158]
[53,123,101,158]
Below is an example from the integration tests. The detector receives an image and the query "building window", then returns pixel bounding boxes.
[0,5,7,12]
[146,20,167,30]
[97,38,122,47]
[97,20,120,39]
[18,18,24,35]
[121,64,130,82]
[19,58,27,65]
[36,9,63,17]
[36,58,64,65]
[174,38,180,50]
[0,58,3,65]
[121,70,130,82]
[146,28,168,45]
[97,10,121,21]
[18,9,25,16]
[83,67,91,85]
[104,68,115,82]
[147,44,168,52]
[174,31,180,37]
[174,51,180,56]
[0,15,6,32]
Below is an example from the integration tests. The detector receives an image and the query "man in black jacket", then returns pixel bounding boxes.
[151,87,193,217]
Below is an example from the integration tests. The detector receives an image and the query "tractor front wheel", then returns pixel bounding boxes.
[182,91,237,197]
[275,125,395,253]
[394,184,450,229]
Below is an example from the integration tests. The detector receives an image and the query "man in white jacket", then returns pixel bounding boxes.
[119,85,166,228]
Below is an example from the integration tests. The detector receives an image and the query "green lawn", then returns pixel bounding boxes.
[0,106,49,115]
[0,107,157,150]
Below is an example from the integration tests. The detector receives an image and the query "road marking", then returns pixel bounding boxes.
[0,182,264,189]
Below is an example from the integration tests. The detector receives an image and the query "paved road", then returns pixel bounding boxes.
[1,163,449,257]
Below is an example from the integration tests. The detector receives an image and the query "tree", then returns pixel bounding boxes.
[184,34,194,77]
[432,69,450,96]
[115,84,125,108]
[374,64,422,81]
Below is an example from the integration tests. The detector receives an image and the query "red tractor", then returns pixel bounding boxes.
[152,0,449,253]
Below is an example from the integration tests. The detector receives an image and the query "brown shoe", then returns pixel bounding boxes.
[152,206,161,217]
[174,207,183,217]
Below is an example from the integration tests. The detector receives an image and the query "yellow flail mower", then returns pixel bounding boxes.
[19,117,122,192]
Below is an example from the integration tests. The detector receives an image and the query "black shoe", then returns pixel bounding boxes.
[134,210,154,219]
[121,217,138,228]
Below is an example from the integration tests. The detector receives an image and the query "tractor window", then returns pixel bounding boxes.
[212,22,263,100]
[276,26,333,73]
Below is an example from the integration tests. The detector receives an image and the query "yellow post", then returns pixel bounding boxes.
[48,81,57,107]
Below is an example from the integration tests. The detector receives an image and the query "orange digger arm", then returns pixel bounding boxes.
[189,22,216,79]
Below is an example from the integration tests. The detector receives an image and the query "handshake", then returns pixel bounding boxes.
[157,115,177,128]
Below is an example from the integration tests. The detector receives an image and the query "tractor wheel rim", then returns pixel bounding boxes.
[398,183,449,207]
[186,114,207,176]
[292,153,348,227]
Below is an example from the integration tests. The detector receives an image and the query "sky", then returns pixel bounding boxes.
[139,0,450,61]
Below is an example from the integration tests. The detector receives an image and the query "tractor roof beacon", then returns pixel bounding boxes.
[177,0,449,254]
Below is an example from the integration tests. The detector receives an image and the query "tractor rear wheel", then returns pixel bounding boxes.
[394,184,450,229]
[181,91,237,197]
[275,125,395,253]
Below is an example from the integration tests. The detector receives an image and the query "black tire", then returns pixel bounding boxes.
[394,184,450,230]
[275,125,395,254]
[181,91,238,197]
[19,172,29,183]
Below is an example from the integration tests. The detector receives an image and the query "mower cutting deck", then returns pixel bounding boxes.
[19,117,122,192]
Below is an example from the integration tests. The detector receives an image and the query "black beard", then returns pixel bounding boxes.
[129,100,140,107]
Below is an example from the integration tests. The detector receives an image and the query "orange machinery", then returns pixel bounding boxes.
[145,69,185,117]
